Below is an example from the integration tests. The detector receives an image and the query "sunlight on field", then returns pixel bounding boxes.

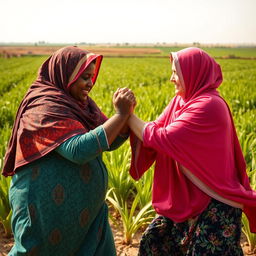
[0,49,255,254]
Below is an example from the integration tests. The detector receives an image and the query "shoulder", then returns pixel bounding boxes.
[185,94,231,121]
[189,94,227,110]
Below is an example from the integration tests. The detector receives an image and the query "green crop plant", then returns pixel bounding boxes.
[242,170,256,253]
[241,138,256,253]
[0,52,255,250]
[132,168,153,209]
[104,145,134,204]
[0,168,12,238]
[107,189,154,244]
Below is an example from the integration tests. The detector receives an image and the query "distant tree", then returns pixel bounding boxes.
[193,42,200,47]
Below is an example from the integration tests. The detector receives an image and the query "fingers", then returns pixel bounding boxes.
[113,87,137,115]
[114,87,132,96]
[114,88,135,101]
[113,88,121,99]
[118,87,129,93]
[120,88,135,99]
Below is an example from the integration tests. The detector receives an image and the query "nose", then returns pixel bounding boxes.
[170,73,175,82]
[87,79,93,87]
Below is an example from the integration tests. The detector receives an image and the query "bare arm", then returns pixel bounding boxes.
[102,88,135,145]
[102,113,130,145]
[127,113,146,141]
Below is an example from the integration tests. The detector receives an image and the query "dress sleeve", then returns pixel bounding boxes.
[142,96,229,168]
[107,133,129,151]
[129,131,156,180]
[128,101,175,180]
[55,125,109,165]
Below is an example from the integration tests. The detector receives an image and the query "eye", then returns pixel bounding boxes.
[82,75,91,80]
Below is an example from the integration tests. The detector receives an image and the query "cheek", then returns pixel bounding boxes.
[69,88,75,98]
[177,79,184,91]
[181,82,185,92]
[69,85,78,98]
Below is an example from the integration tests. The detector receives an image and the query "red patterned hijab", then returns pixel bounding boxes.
[3,46,105,176]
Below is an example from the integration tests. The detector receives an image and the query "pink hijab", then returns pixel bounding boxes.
[130,47,256,232]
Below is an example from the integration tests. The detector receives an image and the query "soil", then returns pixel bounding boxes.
[0,225,13,256]
[1,218,255,256]
[0,46,161,58]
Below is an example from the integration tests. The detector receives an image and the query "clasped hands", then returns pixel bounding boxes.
[113,88,136,116]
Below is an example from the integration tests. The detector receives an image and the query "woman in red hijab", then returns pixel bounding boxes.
[128,47,256,255]
[3,46,135,255]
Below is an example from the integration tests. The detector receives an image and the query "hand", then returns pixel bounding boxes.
[113,88,136,116]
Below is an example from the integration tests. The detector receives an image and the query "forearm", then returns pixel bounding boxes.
[120,123,130,135]
[108,133,129,151]
[128,113,146,141]
[102,113,130,145]
[55,126,108,164]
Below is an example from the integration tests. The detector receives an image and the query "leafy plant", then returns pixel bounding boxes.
[107,189,154,244]
[132,167,153,209]
[241,137,256,253]
[0,54,256,250]
[104,145,134,204]
[0,168,12,238]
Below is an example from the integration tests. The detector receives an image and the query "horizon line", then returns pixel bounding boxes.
[1,42,256,47]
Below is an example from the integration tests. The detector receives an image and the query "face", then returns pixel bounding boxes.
[69,62,95,104]
[170,62,185,98]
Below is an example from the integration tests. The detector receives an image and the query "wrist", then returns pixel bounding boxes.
[115,112,130,119]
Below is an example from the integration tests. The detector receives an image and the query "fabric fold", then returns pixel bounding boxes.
[129,47,256,233]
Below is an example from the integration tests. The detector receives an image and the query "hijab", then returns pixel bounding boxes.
[130,47,256,232]
[3,46,106,176]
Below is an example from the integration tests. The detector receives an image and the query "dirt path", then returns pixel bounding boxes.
[1,222,255,255]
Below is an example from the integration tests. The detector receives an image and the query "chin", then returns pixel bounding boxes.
[176,92,185,98]
[175,90,181,96]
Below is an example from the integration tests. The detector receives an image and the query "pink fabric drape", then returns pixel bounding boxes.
[130,47,256,233]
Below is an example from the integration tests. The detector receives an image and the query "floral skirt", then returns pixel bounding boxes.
[139,199,243,256]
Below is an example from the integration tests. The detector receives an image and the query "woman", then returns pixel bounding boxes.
[2,46,135,255]
[128,47,256,255]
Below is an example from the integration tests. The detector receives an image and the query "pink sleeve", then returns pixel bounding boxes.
[129,131,156,180]
[142,97,226,168]
[129,98,178,180]
[143,120,183,159]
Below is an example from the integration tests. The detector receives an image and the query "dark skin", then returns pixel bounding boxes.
[69,62,96,104]
[70,63,136,145]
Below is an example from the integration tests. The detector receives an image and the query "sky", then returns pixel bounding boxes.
[1,0,256,45]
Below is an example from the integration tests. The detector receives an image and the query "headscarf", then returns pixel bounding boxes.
[2,46,106,176]
[130,47,256,232]
[171,48,223,102]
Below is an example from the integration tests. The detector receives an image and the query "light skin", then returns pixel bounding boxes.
[170,62,185,98]
[69,62,136,145]
[127,59,185,141]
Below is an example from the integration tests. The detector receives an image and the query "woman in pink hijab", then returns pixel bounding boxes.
[128,47,256,255]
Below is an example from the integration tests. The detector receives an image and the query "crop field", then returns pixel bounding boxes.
[1,45,256,58]
[0,47,256,253]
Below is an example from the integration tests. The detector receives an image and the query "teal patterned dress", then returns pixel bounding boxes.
[8,126,127,256]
